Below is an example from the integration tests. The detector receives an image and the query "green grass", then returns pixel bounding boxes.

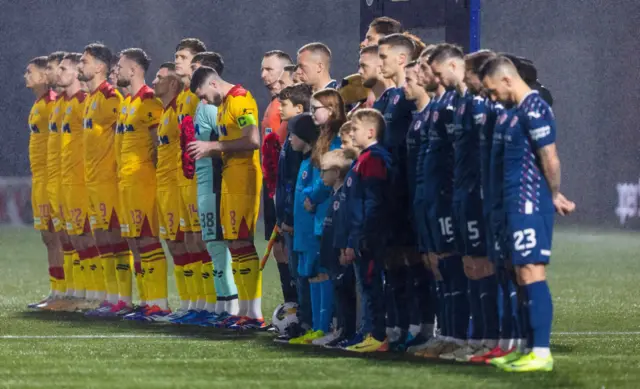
[0,226,639,388]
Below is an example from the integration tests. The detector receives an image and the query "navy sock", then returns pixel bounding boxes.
[383,269,397,330]
[296,275,312,329]
[319,279,334,333]
[310,282,321,331]
[447,256,470,341]
[335,269,357,338]
[480,274,500,342]
[517,283,533,349]
[437,259,451,338]
[390,266,409,331]
[277,262,297,303]
[468,279,484,342]
[525,280,553,349]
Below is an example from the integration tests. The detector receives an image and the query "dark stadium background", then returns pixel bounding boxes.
[1,0,639,228]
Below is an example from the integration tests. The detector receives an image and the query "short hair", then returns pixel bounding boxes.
[28,56,48,69]
[62,52,82,64]
[406,60,419,69]
[403,32,427,60]
[264,50,293,65]
[321,148,357,178]
[478,55,518,81]
[283,64,296,74]
[47,51,66,64]
[159,62,176,71]
[191,51,224,75]
[378,33,415,56]
[427,43,464,64]
[339,121,353,137]
[351,108,385,142]
[419,44,437,59]
[119,48,151,72]
[278,83,313,112]
[359,44,379,56]
[297,42,332,60]
[175,38,207,54]
[369,16,403,36]
[84,42,113,73]
[464,50,497,74]
[190,66,218,93]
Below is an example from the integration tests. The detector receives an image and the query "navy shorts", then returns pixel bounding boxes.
[506,213,554,266]
[262,182,277,241]
[426,196,457,254]
[452,190,487,256]
[413,195,430,253]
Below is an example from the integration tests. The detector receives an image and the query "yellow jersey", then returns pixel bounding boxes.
[119,85,162,186]
[47,95,66,185]
[28,90,56,181]
[83,81,122,185]
[156,96,180,187]
[217,85,260,171]
[115,94,131,180]
[60,90,88,185]
[176,87,200,186]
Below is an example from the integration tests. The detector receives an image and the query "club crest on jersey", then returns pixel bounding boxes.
[458,104,465,115]
[130,107,135,115]
[302,170,308,179]
[499,113,508,125]
[66,106,72,114]
[414,121,421,130]
[510,116,519,127]
[91,101,97,110]
[393,95,400,105]
[186,96,191,104]
[333,200,340,211]
[346,177,352,187]
[432,111,439,122]
[164,117,169,125]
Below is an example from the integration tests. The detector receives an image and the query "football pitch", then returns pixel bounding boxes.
[0,226,639,389]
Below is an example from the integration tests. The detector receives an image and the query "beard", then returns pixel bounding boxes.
[117,77,130,88]
[77,72,92,82]
[362,76,377,89]
[211,93,223,106]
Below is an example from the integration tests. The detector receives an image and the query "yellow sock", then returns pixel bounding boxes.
[98,246,118,303]
[134,261,146,304]
[229,247,248,302]
[236,246,262,300]
[62,246,75,294]
[86,247,105,300]
[114,252,132,304]
[140,242,168,307]
[192,259,205,304]
[54,267,66,295]
[172,253,190,306]
[48,266,57,294]
[72,251,86,297]
[183,260,197,306]
[201,259,217,305]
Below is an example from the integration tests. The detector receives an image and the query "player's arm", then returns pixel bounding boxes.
[143,98,163,168]
[150,127,159,167]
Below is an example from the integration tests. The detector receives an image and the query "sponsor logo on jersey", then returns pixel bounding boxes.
[530,126,551,140]
[615,178,640,225]
[499,113,508,125]
[527,110,541,119]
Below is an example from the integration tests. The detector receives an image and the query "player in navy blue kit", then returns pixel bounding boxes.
[375,33,420,350]
[428,44,499,362]
[413,46,461,360]
[342,109,393,353]
[480,55,575,372]
[402,60,437,350]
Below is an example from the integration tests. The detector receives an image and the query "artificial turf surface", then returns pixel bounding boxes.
[0,226,639,388]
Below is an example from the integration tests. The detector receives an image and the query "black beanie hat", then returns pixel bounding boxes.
[288,113,318,144]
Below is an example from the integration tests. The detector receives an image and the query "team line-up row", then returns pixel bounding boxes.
[23,16,574,373]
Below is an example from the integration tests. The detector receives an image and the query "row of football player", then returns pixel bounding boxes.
[256,17,576,374]
[24,36,286,331]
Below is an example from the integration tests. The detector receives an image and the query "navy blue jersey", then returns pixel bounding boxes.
[406,102,433,204]
[505,92,556,215]
[324,80,338,90]
[346,143,392,252]
[452,90,482,199]
[490,107,513,228]
[480,100,503,217]
[275,133,304,227]
[320,187,347,269]
[334,164,355,249]
[424,90,457,201]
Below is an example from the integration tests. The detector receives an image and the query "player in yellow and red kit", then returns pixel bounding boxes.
[57,53,103,310]
[24,56,60,309]
[172,38,220,323]
[115,48,170,320]
[149,62,188,322]
[78,43,135,317]
[188,65,265,330]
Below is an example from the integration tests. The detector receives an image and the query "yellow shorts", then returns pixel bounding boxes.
[61,184,91,235]
[157,186,180,240]
[220,167,261,241]
[87,183,120,232]
[118,184,158,238]
[32,180,51,231]
[45,179,63,232]
[178,184,201,233]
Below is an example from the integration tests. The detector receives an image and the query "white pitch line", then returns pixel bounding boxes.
[1,331,640,340]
